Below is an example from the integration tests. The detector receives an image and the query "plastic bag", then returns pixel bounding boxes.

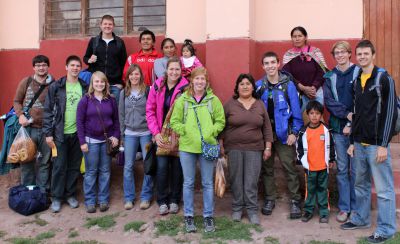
[7,127,36,164]
[215,157,226,198]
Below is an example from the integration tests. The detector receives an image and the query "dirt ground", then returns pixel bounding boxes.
[0,157,399,244]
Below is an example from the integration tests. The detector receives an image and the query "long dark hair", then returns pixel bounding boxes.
[290,26,308,37]
[233,73,257,99]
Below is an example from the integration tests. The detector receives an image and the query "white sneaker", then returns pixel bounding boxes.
[159,204,169,215]
[169,203,179,214]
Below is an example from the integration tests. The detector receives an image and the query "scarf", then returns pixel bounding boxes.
[283,45,328,73]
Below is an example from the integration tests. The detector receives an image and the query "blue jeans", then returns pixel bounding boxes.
[123,134,153,202]
[83,142,111,206]
[180,151,215,217]
[110,85,122,106]
[350,143,396,238]
[333,133,356,213]
[301,87,324,112]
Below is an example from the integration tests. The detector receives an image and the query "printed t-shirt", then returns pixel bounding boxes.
[64,81,82,134]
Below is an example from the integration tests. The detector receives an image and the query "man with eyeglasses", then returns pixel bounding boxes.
[323,41,359,223]
[13,55,55,193]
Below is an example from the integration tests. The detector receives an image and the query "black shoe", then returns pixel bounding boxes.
[290,200,302,219]
[203,217,215,233]
[184,216,197,233]
[261,200,275,215]
[319,215,329,223]
[301,212,313,222]
[366,233,390,243]
[340,221,370,230]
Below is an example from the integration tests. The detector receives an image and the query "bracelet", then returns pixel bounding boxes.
[265,147,271,151]
[345,122,352,127]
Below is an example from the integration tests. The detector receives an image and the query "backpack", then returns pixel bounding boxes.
[371,68,400,134]
[256,77,291,108]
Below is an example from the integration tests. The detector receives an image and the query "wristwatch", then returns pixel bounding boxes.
[345,122,352,127]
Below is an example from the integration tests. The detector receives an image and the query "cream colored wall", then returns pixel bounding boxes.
[205,0,252,40]
[254,0,363,41]
[0,0,40,49]
[0,0,363,49]
[166,0,206,42]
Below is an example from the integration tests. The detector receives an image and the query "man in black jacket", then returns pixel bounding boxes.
[43,55,88,213]
[341,40,397,244]
[83,15,127,103]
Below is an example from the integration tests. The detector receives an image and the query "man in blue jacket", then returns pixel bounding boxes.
[256,51,303,218]
[323,41,360,223]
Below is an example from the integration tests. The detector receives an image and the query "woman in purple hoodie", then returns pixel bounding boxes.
[77,71,120,213]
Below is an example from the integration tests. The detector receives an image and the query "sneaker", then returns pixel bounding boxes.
[124,201,134,210]
[66,197,79,209]
[336,211,349,223]
[51,200,61,213]
[86,205,96,213]
[203,217,215,233]
[159,204,169,215]
[261,200,275,215]
[301,212,313,222]
[99,203,109,212]
[366,233,390,243]
[319,215,329,223]
[184,216,197,233]
[169,203,179,214]
[232,211,242,222]
[140,200,150,210]
[249,214,260,225]
[340,221,370,230]
[290,200,302,219]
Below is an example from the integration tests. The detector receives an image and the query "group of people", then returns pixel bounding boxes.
[11,14,398,243]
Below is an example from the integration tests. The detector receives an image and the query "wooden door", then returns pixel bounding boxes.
[364,0,400,142]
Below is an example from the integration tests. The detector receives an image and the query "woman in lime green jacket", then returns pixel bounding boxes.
[170,67,225,233]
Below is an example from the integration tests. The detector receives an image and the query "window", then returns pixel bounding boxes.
[45,0,166,38]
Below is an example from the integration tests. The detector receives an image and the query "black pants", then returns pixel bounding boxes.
[51,133,82,200]
[156,155,183,205]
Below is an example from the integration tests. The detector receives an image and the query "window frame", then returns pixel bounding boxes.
[44,0,166,39]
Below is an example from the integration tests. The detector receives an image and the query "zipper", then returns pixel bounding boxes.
[105,43,108,76]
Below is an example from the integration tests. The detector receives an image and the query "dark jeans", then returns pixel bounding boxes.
[51,133,82,201]
[156,155,183,205]
[20,127,51,192]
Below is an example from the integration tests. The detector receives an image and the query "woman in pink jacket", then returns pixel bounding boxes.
[146,56,189,215]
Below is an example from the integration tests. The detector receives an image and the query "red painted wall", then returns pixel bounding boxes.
[0,37,360,142]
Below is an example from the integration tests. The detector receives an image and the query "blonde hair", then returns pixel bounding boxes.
[187,67,210,96]
[331,41,352,56]
[88,71,111,99]
[124,64,146,96]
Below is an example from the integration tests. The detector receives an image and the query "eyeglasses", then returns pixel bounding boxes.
[334,50,349,56]
[34,64,48,68]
